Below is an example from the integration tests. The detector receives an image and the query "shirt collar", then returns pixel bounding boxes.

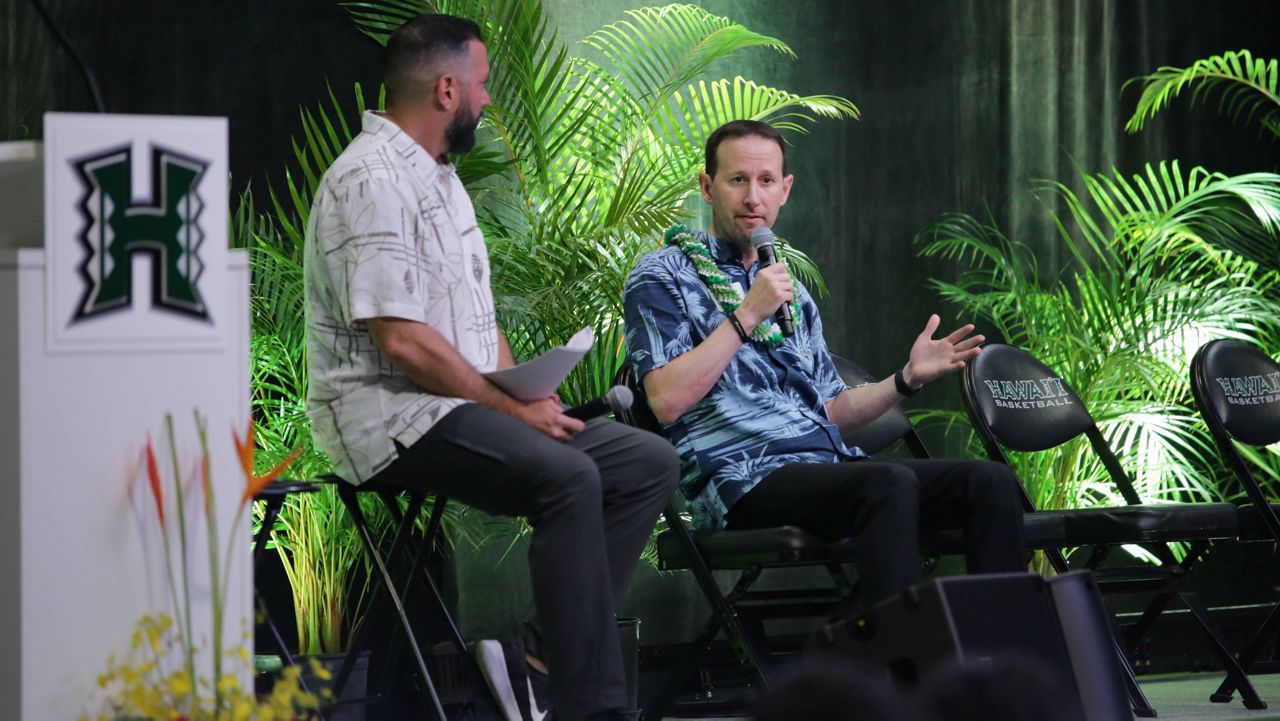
[700,231,747,266]
[361,111,456,183]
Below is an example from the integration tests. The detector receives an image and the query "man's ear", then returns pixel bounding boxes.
[779,174,795,207]
[433,74,458,111]
[698,172,713,203]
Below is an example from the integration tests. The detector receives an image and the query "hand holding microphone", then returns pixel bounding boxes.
[564,385,634,421]
[747,226,795,337]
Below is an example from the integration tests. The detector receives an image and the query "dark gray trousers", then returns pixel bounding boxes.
[727,458,1028,607]
[370,403,680,720]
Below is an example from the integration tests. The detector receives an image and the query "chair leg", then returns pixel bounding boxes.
[1213,601,1280,703]
[365,491,504,718]
[1123,590,1176,655]
[252,497,284,566]
[406,496,507,718]
[338,492,422,711]
[1178,590,1266,709]
[1123,541,1211,653]
[252,498,295,665]
[413,496,469,652]
[641,613,721,721]
[1110,632,1157,717]
[252,497,317,698]
[640,563,772,721]
[339,487,449,721]
[371,490,428,692]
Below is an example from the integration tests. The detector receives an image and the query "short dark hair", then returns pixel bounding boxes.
[704,120,788,177]
[384,14,484,107]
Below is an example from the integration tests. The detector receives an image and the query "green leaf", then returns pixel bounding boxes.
[1125,49,1280,140]
[584,4,794,122]
[658,76,859,149]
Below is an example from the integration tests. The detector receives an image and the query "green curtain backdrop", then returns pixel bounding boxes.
[2,0,1274,399]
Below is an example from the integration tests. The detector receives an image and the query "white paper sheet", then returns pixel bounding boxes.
[483,327,594,402]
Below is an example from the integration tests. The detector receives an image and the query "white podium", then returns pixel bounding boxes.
[0,114,250,720]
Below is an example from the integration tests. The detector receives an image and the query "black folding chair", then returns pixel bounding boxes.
[618,355,931,721]
[963,343,1264,712]
[326,476,498,721]
[252,481,320,673]
[1191,338,1280,704]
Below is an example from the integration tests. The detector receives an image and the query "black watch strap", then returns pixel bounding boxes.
[726,311,750,344]
[894,369,919,397]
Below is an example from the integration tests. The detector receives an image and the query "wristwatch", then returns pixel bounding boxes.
[894,368,920,397]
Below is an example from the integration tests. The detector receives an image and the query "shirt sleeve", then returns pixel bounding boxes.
[623,252,695,381]
[798,284,850,404]
[318,176,438,326]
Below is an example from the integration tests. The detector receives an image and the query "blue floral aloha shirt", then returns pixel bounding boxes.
[623,230,866,531]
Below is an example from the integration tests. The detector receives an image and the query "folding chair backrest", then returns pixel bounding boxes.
[830,354,929,458]
[964,343,1142,506]
[1191,339,1280,541]
[614,363,663,435]
[1191,339,1280,448]
[963,343,1096,452]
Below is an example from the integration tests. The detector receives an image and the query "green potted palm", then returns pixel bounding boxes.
[915,161,1280,567]
[1124,48,1280,491]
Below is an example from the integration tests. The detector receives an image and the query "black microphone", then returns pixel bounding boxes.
[749,226,795,338]
[565,385,634,421]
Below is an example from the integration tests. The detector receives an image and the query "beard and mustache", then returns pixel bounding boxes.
[445,94,481,155]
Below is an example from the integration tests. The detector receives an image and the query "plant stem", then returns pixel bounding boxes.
[164,413,198,715]
[194,411,225,716]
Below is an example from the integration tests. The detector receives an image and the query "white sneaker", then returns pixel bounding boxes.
[526,671,550,721]
[476,639,524,721]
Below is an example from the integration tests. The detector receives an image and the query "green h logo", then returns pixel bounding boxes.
[72,145,210,321]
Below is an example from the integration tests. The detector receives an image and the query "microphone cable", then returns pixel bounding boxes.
[29,0,106,113]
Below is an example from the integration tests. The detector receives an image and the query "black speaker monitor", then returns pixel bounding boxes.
[809,571,1129,721]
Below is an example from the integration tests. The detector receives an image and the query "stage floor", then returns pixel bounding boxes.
[663,672,1280,720]
[1135,673,1280,721]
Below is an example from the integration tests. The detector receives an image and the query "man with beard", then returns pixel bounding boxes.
[303,14,679,721]
[623,120,1026,609]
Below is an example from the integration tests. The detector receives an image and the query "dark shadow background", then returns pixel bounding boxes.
[2,0,384,201]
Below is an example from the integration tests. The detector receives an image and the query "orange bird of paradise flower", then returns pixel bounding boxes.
[232,417,302,506]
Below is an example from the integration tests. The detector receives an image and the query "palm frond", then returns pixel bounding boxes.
[1051,161,1280,273]
[583,4,793,121]
[657,76,859,150]
[268,82,374,249]
[344,0,487,44]
[1125,49,1280,139]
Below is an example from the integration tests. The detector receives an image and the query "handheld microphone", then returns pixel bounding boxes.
[749,226,795,338]
[564,385,634,421]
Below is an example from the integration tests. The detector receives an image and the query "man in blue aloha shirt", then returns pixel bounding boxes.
[622,120,1027,606]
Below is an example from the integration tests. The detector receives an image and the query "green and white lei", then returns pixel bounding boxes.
[664,224,801,348]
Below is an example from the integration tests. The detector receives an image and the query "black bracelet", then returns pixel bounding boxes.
[725,311,750,344]
[894,369,920,397]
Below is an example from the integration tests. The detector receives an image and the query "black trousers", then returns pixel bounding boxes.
[369,403,680,720]
[726,458,1028,607]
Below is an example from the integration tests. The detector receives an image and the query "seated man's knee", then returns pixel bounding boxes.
[823,464,919,547]
[855,464,919,514]
[965,461,1022,505]
[531,449,602,512]
[634,430,681,491]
